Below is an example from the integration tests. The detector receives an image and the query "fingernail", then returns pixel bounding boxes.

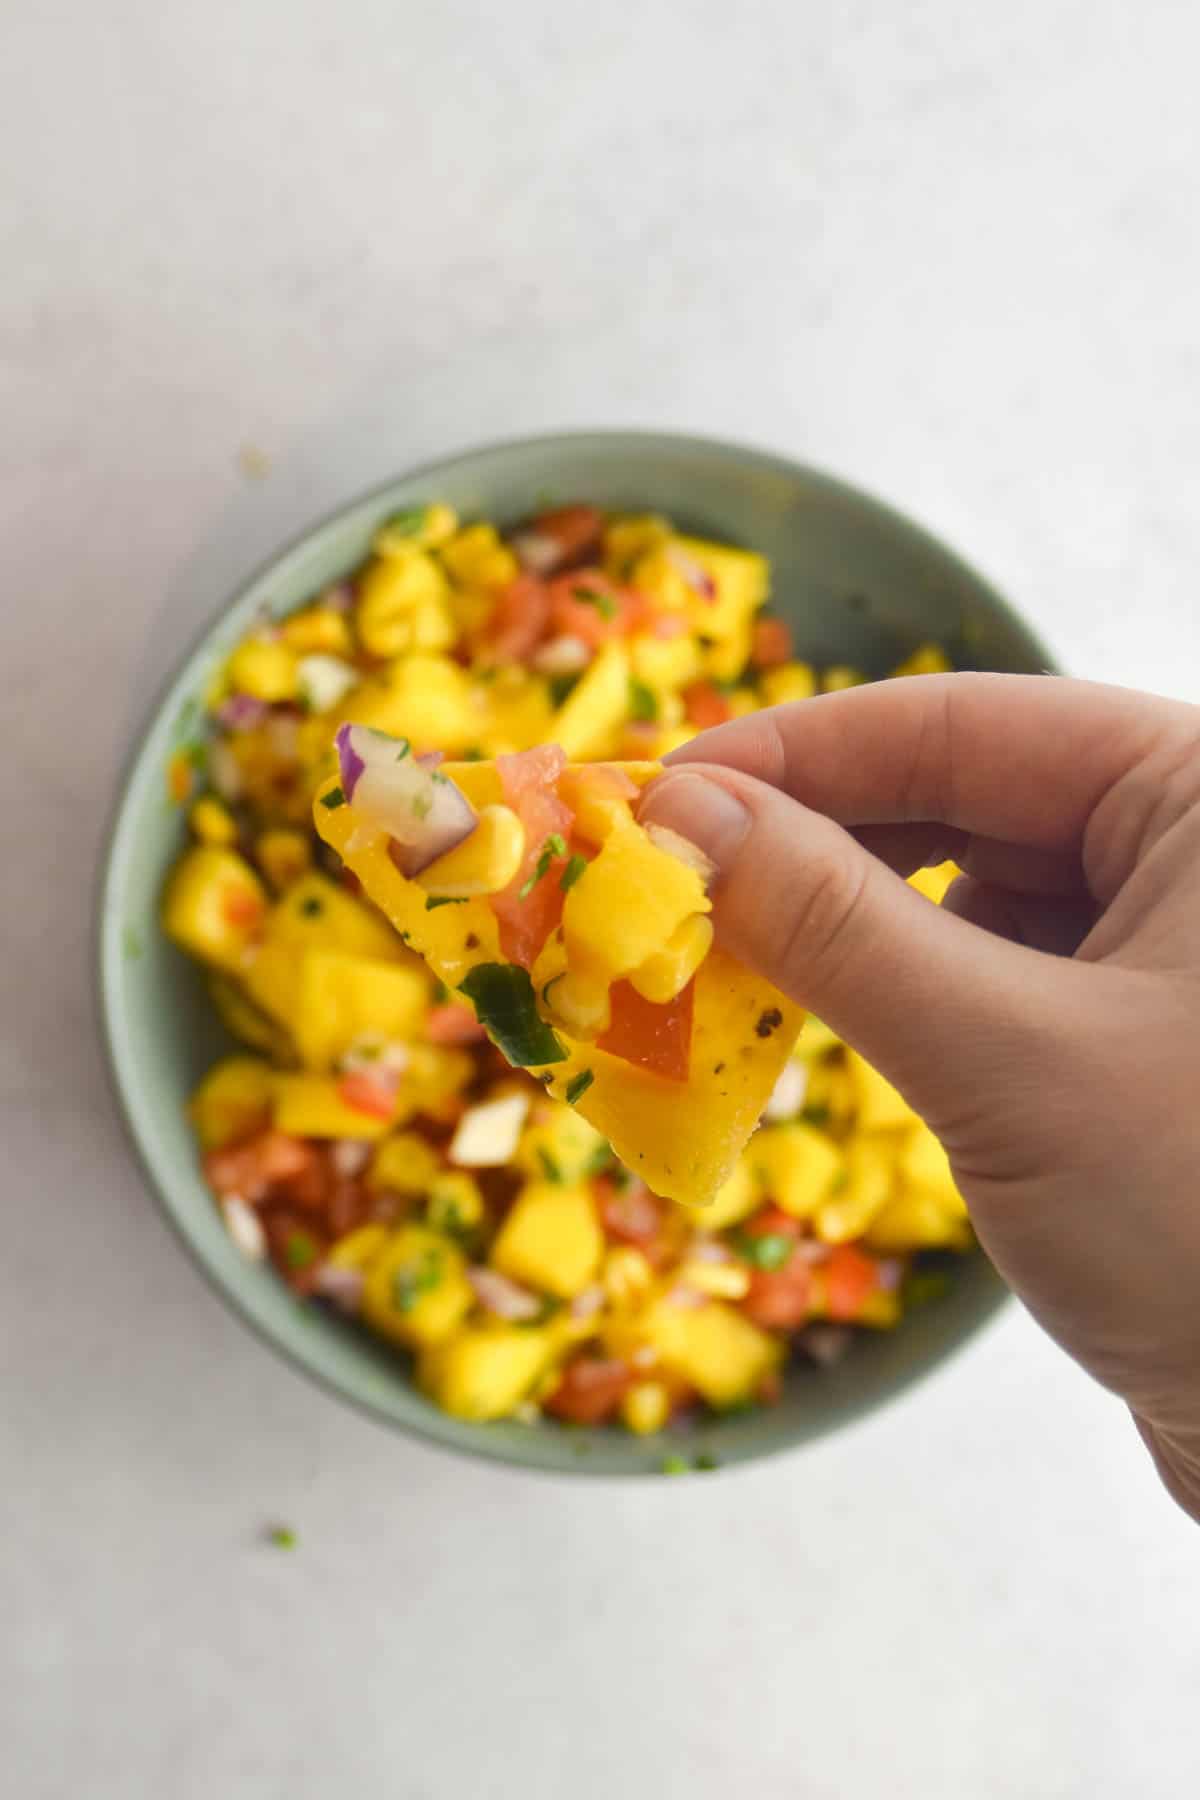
[639,772,752,871]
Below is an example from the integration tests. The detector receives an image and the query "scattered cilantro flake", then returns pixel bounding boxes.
[734,1231,794,1271]
[584,1140,615,1177]
[411,791,433,820]
[537,1146,564,1183]
[694,1453,720,1472]
[564,1069,595,1106]
[267,1525,298,1550]
[572,584,617,620]
[457,964,567,1067]
[801,1103,831,1129]
[661,1455,690,1476]
[559,853,588,892]
[425,895,468,909]
[548,673,580,708]
[284,1232,317,1271]
[901,1269,952,1309]
[299,896,324,917]
[320,786,346,811]
[628,678,658,721]
[519,832,568,898]
[392,1249,443,1313]
[392,737,412,760]
[462,746,485,761]
[383,507,427,538]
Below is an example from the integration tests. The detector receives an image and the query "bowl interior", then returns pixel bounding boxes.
[99,432,1051,1475]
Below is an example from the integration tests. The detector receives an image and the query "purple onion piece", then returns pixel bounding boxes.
[335,722,367,801]
[336,723,477,875]
[215,693,269,731]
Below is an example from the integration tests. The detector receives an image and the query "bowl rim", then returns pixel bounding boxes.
[96,428,1049,1477]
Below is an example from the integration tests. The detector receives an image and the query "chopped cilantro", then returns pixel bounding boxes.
[457,964,567,1067]
[411,791,433,820]
[319,786,346,810]
[564,1069,595,1106]
[425,895,469,909]
[299,896,324,917]
[559,853,588,891]
[392,737,412,760]
[519,832,568,898]
[694,1453,720,1472]
[661,1455,690,1476]
[628,678,658,721]
[382,507,427,538]
[901,1269,952,1309]
[734,1231,794,1271]
[392,1249,443,1313]
[463,746,485,761]
[801,1103,831,1129]
[572,584,617,620]
[537,1146,564,1182]
[548,673,581,708]
[584,1139,615,1177]
[284,1232,318,1271]
[267,1525,298,1549]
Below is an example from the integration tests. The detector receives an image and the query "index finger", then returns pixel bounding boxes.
[666,673,1191,851]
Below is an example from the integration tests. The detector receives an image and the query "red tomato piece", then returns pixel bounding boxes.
[823,1244,880,1322]
[739,1203,804,1243]
[549,570,644,648]
[425,1002,488,1046]
[336,1072,397,1120]
[598,978,694,1082]
[526,504,605,572]
[682,680,734,730]
[491,747,575,967]
[544,1356,633,1425]
[742,1258,812,1329]
[750,616,794,670]
[326,1176,372,1238]
[203,1130,315,1203]
[597,1177,666,1247]
[485,573,552,663]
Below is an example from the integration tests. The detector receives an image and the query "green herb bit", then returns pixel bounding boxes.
[537,1146,564,1183]
[519,832,568,898]
[457,964,567,1067]
[548,673,581,708]
[660,1455,690,1476]
[392,1249,443,1314]
[393,737,412,760]
[628,677,658,721]
[693,1453,720,1472]
[267,1524,298,1550]
[734,1231,794,1271]
[462,746,485,761]
[319,785,346,811]
[383,506,428,538]
[572,584,617,620]
[584,1140,615,1177]
[901,1269,952,1310]
[411,791,433,820]
[284,1232,318,1271]
[425,895,469,909]
[559,853,588,892]
[299,896,324,917]
[801,1103,831,1129]
[564,1069,595,1106]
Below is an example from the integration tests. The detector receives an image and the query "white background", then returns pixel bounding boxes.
[4,2,1199,1795]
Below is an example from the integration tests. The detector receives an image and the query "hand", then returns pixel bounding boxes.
[640,674,1200,1521]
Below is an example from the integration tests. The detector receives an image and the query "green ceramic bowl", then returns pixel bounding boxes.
[98,431,1054,1476]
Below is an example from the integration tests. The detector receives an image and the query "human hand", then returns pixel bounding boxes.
[640,674,1200,1520]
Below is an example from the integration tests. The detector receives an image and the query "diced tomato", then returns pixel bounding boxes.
[326,1177,372,1238]
[337,1072,397,1120]
[750,616,794,670]
[597,1177,665,1248]
[742,1257,812,1329]
[740,1203,804,1243]
[549,569,645,648]
[222,889,266,930]
[526,504,605,572]
[682,680,733,730]
[491,747,575,967]
[823,1243,880,1322]
[598,978,694,1083]
[274,1145,333,1213]
[485,573,552,663]
[203,1130,315,1203]
[544,1356,634,1425]
[425,1002,488,1046]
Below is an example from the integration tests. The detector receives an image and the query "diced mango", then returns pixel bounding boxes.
[749,1121,843,1219]
[846,1050,916,1132]
[820,665,868,692]
[516,1104,608,1184]
[629,914,713,1004]
[603,514,670,577]
[328,1224,389,1270]
[907,860,960,904]
[562,815,709,980]
[280,604,354,657]
[416,805,525,899]
[361,1224,473,1348]
[814,1139,896,1243]
[698,1157,760,1230]
[426,1172,486,1237]
[760,661,817,707]
[255,828,313,892]
[374,503,458,555]
[368,1131,443,1198]
[288,952,429,1070]
[551,641,631,759]
[891,643,952,678]
[418,1322,562,1421]
[206,972,288,1056]
[630,632,703,693]
[226,637,298,702]
[899,1123,967,1216]
[642,1297,779,1408]
[491,1180,604,1299]
[865,1191,973,1253]
[398,1045,475,1119]
[161,846,268,972]
[265,873,404,962]
[339,655,481,752]
[556,765,635,843]
[189,795,238,846]
[621,1380,670,1435]
[796,1015,843,1059]
[188,1056,276,1150]
[357,549,452,658]
[272,1073,396,1140]
[479,670,555,754]
[439,523,518,592]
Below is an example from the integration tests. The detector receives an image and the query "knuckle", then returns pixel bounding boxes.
[767,849,871,995]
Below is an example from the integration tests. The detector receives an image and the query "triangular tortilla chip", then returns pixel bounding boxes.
[313,757,801,1207]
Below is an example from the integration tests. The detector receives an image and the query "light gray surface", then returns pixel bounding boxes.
[3,1,1199,1795]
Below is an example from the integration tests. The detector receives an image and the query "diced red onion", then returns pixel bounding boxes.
[335,723,477,874]
[687,1235,732,1264]
[215,693,269,731]
[468,1266,543,1321]
[319,582,354,612]
[220,1196,265,1261]
[667,545,717,601]
[331,1140,373,1178]
[511,530,564,576]
[313,1263,365,1312]
[533,635,592,676]
[642,822,717,888]
[570,1284,606,1321]
[800,1323,853,1366]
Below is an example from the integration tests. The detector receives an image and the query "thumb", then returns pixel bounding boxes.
[639,765,1108,1150]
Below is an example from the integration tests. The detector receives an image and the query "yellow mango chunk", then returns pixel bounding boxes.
[280,603,354,657]
[254,828,313,893]
[426,1172,486,1237]
[629,914,714,1005]
[327,1224,389,1270]
[291,952,428,1069]
[814,1139,896,1243]
[206,973,288,1056]
[820,665,868,692]
[418,1322,562,1421]
[226,637,298,702]
[630,632,703,692]
[161,846,268,972]
[357,549,451,657]
[515,1103,608,1184]
[361,1225,473,1348]
[551,641,631,759]
[373,503,458,555]
[621,1380,671,1435]
[272,1073,396,1139]
[479,670,555,754]
[189,795,238,846]
[846,1050,916,1132]
[899,1123,967,1216]
[907,860,960,904]
[796,1015,843,1059]
[865,1192,973,1253]
[439,522,518,591]
[891,643,952,678]
[491,1180,604,1299]
[416,805,525,899]
[562,815,709,980]
[368,1132,443,1197]
[698,1158,760,1230]
[339,655,482,753]
[188,1056,275,1150]
[642,1297,779,1408]
[760,661,818,707]
[750,1121,843,1219]
[265,873,404,963]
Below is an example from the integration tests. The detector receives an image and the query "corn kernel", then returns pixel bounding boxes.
[629,914,713,1005]
[416,805,525,898]
[678,1260,751,1300]
[621,1380,670,1435]
[227,637,298,703]
[189,795,238,846]
[439,524,518,591]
